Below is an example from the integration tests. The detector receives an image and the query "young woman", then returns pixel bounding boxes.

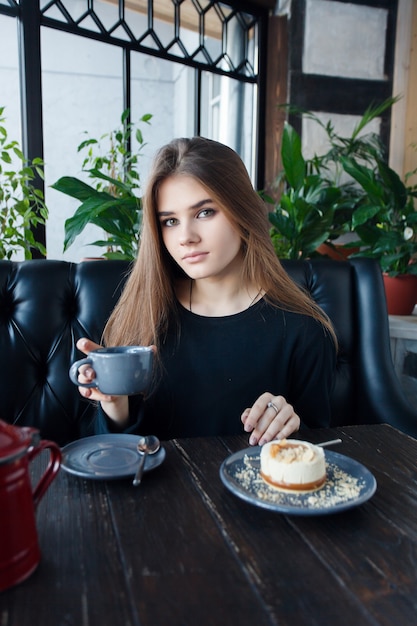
[77,137,337,445]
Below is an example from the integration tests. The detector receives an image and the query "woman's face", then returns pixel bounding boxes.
[157,175,242,281]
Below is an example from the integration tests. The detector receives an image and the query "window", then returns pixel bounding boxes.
[0,0,268,260]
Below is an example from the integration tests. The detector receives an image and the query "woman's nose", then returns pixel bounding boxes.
[179,222,200,245]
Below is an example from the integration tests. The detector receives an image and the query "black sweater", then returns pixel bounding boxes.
[95,299,336,439]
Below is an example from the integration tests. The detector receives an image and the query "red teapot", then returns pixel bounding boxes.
[0,420,61,592]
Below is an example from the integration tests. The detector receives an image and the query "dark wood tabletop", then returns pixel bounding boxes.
[1,424,417,626]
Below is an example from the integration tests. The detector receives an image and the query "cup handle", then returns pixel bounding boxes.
[27,440,62,508]
[69,357,97,388]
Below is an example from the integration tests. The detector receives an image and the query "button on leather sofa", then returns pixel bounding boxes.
[0,257,416,445]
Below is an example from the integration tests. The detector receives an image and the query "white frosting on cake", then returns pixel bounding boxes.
[260,439,326,491]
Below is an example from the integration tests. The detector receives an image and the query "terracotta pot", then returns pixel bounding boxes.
[383,273,417,315]
[317,243,359,261]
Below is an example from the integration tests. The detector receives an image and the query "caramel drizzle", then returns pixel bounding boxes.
[260,471,327,493]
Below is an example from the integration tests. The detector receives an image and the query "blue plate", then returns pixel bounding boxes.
[61,434,165,480]
[220,447,377,515]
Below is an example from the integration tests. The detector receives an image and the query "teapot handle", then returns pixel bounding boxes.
[27,440,62,508]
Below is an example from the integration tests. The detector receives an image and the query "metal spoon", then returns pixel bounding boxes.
[132,435,161,486]
[317,438,342,447]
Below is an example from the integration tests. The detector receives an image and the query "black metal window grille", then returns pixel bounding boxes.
[0,0,18,8]
[39,0,261,82]
[0,0,269,256]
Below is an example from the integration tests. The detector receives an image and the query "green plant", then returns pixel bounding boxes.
[0,107,48,260]
[52,109,152,260]
[267,98,399,259]
[267,122,346,259]
[302,97,398,182]
[340,155,417,276]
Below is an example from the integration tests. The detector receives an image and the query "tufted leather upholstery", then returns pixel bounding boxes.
[0,258,416,445]
[0,260,131,445]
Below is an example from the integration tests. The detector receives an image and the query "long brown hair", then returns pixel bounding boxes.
[103,137,337,349]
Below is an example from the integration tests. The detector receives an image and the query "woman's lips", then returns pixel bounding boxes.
[182,252,208,263]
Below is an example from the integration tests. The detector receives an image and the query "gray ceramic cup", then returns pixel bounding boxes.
[69,346,154,395]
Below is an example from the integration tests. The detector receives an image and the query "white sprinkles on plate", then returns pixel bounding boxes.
[234,454,365,509]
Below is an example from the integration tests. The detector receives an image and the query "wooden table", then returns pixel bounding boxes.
[1,424,417,625]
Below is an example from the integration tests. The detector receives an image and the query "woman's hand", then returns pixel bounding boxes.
[75,338,129,426]
[241,392,300,446]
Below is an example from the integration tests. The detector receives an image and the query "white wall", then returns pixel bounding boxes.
[301,0,388,161]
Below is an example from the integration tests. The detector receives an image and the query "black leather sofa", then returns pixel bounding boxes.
[1,257,416,445]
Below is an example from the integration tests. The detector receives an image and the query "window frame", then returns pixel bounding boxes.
[0,0,271,256]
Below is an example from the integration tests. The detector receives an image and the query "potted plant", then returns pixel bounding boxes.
[267,121,355,259]
[340,154,417,314]
[52,109,152,261]
[267,97,398,260]
[0,107,48,260]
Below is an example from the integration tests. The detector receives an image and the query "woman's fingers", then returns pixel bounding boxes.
[76,337,102,355]
[77,382,115,404]
[241,393,300,446]
[78,364,95,383]
[74,337,111,401]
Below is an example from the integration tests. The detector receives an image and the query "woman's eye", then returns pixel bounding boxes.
[197,208,215,218]
[161,218,177,227]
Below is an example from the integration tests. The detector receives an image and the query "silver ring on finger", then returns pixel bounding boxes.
[267,400,279,415]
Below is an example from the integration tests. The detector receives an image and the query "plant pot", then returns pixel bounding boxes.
[317,243,359,261]
[383,273,417,315]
